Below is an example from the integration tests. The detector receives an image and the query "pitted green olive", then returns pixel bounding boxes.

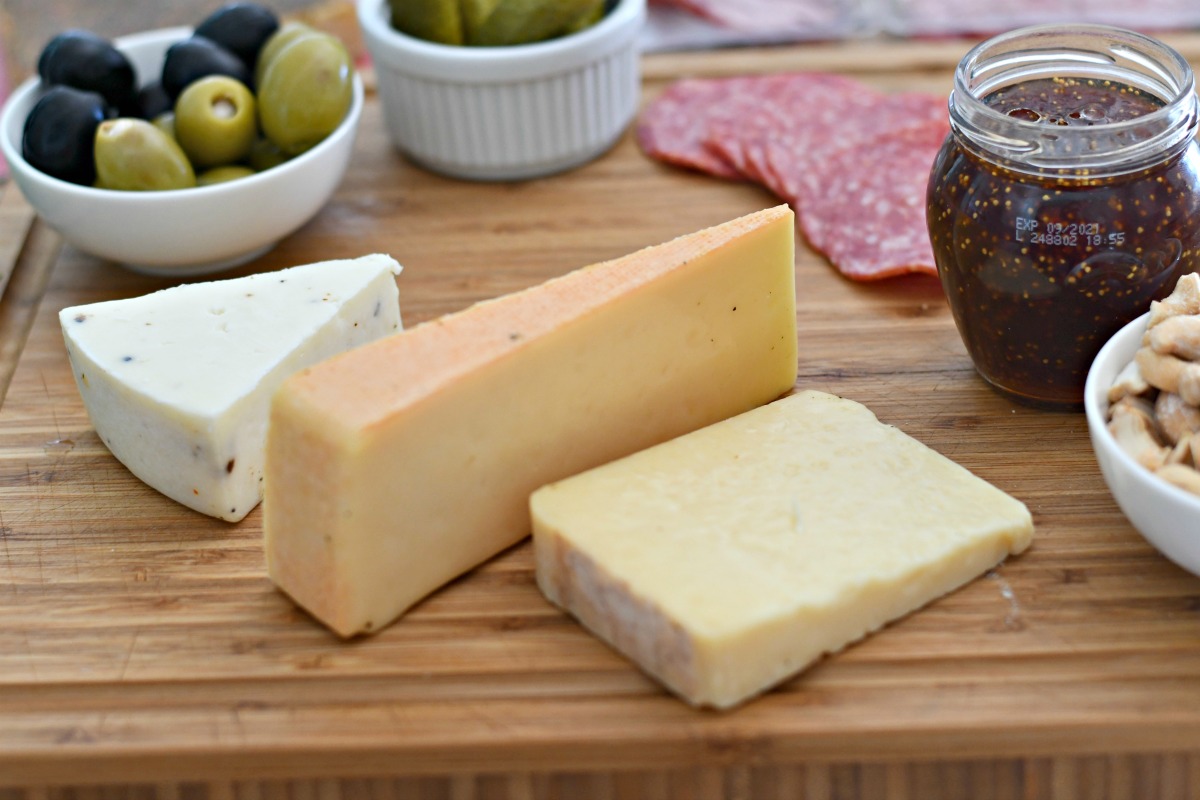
[174,75,257,168]
[94,118,196,191]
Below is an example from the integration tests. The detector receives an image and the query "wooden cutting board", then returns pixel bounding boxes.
[4,36,1200,800]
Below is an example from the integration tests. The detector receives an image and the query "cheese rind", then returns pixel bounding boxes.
[265,206,798,637]
[531,390,1034,709]
[59,255,403,521]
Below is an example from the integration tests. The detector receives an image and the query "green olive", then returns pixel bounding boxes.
[174,75,257,169]
[197,164,256,186]
[257,32,353,156]
[152,111,176,139]
[247,137,290,172]
[254,22,316,88]
[94,118,196,191]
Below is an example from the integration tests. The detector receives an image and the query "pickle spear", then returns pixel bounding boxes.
[388,0,464,45]
[389,0,608,46]
[470,0,601,45]
[461,0,505,43]
[563,0,605,34]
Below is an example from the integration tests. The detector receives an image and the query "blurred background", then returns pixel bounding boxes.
[1,0,361,85]
[6,0,1200,90]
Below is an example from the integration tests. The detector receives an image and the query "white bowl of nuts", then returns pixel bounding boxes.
[1085,273,1200,577]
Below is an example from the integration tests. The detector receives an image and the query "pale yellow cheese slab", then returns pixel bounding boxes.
[532,390,1034,709]
[265,206,798,637]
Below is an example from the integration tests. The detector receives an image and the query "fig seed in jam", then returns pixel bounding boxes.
[929,70,1200,409]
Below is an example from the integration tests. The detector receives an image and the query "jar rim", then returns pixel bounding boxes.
[950,23,1198,176]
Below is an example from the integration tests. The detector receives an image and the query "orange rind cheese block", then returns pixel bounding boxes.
[264,205,799,637]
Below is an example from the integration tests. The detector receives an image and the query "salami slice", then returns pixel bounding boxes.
[701,72,878,187]
[636,71,951,281]
[636,77,768,179]
[792,119,951,281]
[754,90,947,199]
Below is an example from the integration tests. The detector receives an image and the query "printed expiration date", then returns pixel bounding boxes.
[1015,217,1126,247]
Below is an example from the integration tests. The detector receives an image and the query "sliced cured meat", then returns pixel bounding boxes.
[702,72,878,186]
[793,119,951,281]
[753,90,947,199]
[638,72,885,183]
[636,76,768,179]
[636,71,951,281]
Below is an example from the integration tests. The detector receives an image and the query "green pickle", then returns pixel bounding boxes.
[563,0,605,34]
[391,0,607,46]
[460,0,504,42]
[389,0,464,45]
[472,0,600,45]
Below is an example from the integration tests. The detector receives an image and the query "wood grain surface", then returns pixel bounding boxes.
[4,35,1200,800]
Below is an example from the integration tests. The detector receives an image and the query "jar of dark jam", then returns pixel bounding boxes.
[928,25,1200,410]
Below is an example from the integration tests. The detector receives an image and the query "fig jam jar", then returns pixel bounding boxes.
[928,25,1200,410]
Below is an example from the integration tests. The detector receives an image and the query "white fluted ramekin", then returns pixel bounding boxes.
[357,0,645,181]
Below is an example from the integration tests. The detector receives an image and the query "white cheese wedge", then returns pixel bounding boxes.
[265,206,798,637]
[59,254,403,522]
[532,390,1034,709]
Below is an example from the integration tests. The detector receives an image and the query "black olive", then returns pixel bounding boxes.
[36,30,139,116]
[21,86,108,185]
[161,36,251,101]
[194,3,280,76]
[137,81,172,120]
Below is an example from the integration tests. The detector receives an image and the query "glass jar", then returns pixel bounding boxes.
[928,24,1200,410]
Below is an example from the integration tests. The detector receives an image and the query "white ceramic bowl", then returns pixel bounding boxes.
[0,26,363,276]
[1084,311,1200,577]
[358,0,645,181]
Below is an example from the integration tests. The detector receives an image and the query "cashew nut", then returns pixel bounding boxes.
[1107,395,1168,470]
[1148,273,1200,328]
[1108,358,1150,404]
[1135,347,1200,404]
[1166,434,1195,468]
[1156,464,1200,497]
[1149,314,1200,361]
[1154,392,1200,445]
